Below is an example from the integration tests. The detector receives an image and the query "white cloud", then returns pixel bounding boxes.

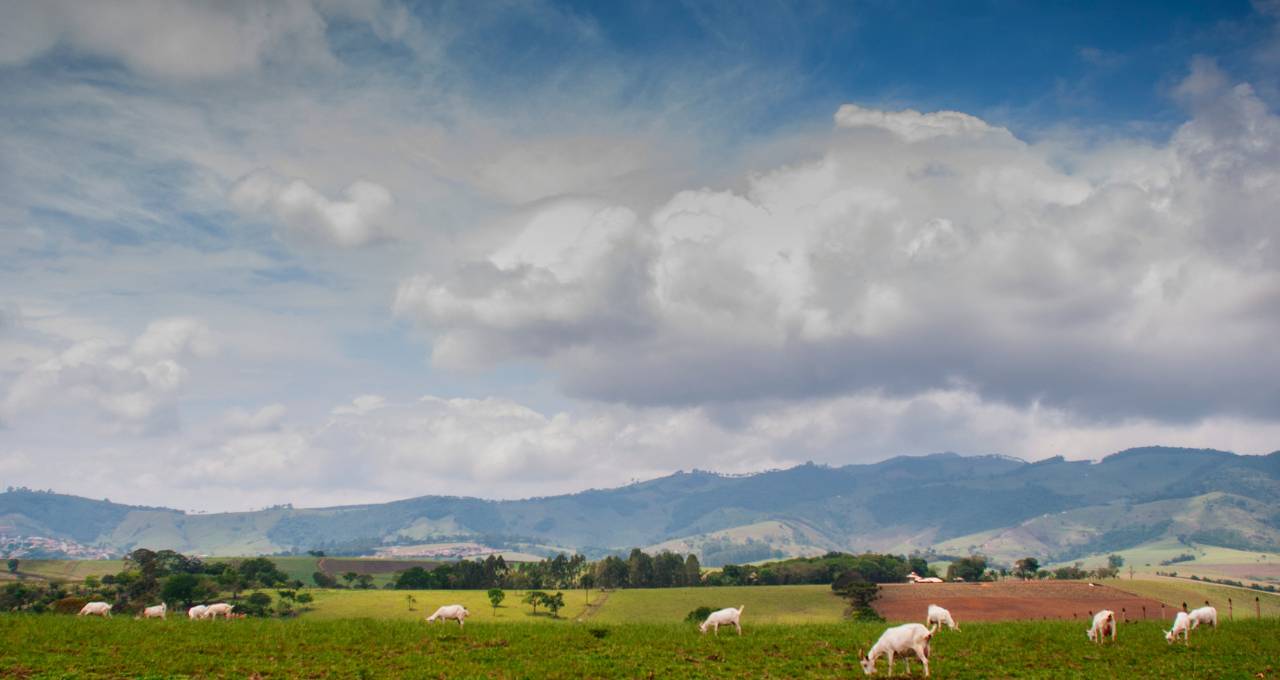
[2,317,215,432]
[229,170,396,247]
[397,76,1280,425]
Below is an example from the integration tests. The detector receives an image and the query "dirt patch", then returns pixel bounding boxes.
[319,558,441,576]
[874,581,1168,623]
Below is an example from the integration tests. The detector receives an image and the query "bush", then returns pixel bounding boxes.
[685,606,716,623]
[51,596,89,615]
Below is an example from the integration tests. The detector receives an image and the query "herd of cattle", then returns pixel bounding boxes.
[76,601,244,620]
[76,595,1224,677]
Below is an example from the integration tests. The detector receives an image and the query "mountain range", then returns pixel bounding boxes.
[2,446,1278,566]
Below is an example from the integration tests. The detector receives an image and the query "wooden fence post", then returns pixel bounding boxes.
[1142,606,1147,619]
[1258,597,1262,619]
[1228,598,1233,621]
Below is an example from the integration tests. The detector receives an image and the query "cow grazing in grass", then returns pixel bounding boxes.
[860,623,933,677]
[205,603,235,619]
[188,605,209,620]
[140,603,167,619]
[927,604,959,632]
[699,605,745,636]
[1188,606,1217,630]
[1166,611,1192,644]
[1087,610,1116,644]
[78,602,112,617]
[426,605,470,627]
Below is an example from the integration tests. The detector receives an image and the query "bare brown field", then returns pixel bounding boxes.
[874,581,1167,623]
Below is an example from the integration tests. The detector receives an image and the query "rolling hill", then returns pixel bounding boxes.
[2,446,1277,565]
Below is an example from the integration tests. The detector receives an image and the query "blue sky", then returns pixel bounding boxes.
[1,0,1278,511]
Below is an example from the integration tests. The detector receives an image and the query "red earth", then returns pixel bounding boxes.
[873,581,1171,623]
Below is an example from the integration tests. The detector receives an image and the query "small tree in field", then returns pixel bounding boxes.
[542,591,565,618]
[580,573,594,603]
[488,588,505,615]
[1014,557,1040,580]
[6,559,17,574]
[1107,554,1124,570]
[404,594,416,611]
[523,590,546,615]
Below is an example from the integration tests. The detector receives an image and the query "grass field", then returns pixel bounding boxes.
[301,588,596,623]
[584,585,847,625]
[4,559,125,582]
[3,615,1277,678]
[1110,576,1280,618]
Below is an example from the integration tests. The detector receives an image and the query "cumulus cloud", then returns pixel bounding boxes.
[397,71,1280,425]
[229,170,396,247]
[2,317,215,432]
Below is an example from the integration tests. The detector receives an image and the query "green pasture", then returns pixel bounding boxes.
[583,585,847,625]
[3,615,1277,678]
[1111,576,1280,618]
[300,588,594,623]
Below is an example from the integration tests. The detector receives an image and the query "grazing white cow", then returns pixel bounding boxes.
[908,572,944,584]
[1188,606,1218,630]
[1166,611,1192,644]
[78,601,112,617]
[860,623,933,677]
[699,605,745,636]
[141,603,167,619]
[1086,610,1116,644]
[205,603,235,619]
[425,604,470,627]
[188,604,209,620]
[927,604,959,632]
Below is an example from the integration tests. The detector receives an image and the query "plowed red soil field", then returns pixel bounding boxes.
[874,581,1169,623]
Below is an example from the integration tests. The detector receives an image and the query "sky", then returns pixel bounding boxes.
[1,0,1279,512]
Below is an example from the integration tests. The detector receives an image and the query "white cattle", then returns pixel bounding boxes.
[426,604,470,627]
[699,605,745,636]
[1166,611,1192,644]
[141,602,167,619]
[1188,606,1217,630]
[860,623,933,677]
[205,603,235,619]
[927,604,959,632]
[1086,610,1116,644]
[908,572,944,584]
[188,604,209,620]
[78,601,112,617]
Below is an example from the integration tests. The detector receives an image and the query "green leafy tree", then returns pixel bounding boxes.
[1014,557,1040,580]
[684,554,702,586]
[241,591,273,617]
[355,574,375,589]
[6,558,18,574]
[946,555,989,582]
[541,591,565,618]
[161,573,200,607]
[579,573,594,603]
[488,588,505,615]
[393,567,435,590]
[1107,554,1125,569]
[523,590,545,615]
[404,594,416,611]
[312,571,337,588]
[342,572,359,587]
[832,571,882,621]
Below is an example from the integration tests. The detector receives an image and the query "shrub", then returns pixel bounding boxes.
[685,606,716,623]
[51,596,89,615]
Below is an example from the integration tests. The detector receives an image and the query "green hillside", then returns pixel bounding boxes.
[2,447,1277,563]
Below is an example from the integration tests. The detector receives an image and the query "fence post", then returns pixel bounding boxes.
[1121,607,1126,623]
[1257,597,1262,619]
[1142,606,1146,620]
[1228,598,1233,621]
[1182,601,1188,612]
[1160,603,1165,619]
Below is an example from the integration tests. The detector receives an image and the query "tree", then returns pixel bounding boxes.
[684,554,702,586]
[1014,557,1040,580]
[580,573,594,604]
[342,572,359,587]
[1107,554,1125,570]
[523,590,545,615]
[6,559,18,574]
[404,594,416,611]
[541,591,565,618]
[488,588,505,615]
[312,571,337,588]
[832,570,881,621]
[162,573,200,607]
[627,549,654,588]
[355,574,375,590]
[946,555,989,582]
[394,567,435,590]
